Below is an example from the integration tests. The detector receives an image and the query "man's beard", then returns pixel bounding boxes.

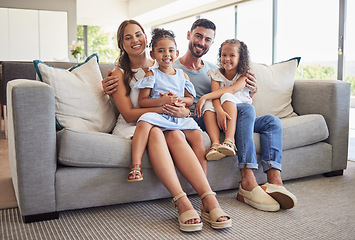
[189,42,208,58]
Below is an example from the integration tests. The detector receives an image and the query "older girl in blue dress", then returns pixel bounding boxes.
[128,28,207,183]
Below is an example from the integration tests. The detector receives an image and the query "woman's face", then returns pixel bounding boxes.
[122,24,147,56]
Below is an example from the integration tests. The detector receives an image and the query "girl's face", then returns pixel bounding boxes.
[151,38,179,71]
[122,24,147,56]
[220,43,240,72]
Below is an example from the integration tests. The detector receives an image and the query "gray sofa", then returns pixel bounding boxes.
[4,61,351,223]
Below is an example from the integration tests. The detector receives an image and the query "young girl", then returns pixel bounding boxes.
[128,28,205,182]
[194,39,251,161]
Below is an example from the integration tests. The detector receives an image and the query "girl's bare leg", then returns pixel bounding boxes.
[130,121,153,180]
[203,111,220,145]
[221,101,237,142]
[165,130,229,222]
[184,130,207,174]
[147,127,200,224]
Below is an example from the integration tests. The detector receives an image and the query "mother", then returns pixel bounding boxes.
[106,19,231,232]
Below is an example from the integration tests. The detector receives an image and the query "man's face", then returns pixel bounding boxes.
[187,26,215,58]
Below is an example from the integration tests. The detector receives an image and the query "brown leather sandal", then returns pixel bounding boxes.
[127,164,143,182]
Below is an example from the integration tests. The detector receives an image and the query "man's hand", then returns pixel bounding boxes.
[102,69,118,95]
[246,72,257,98]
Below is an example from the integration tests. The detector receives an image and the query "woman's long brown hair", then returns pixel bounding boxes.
[116,20,146,96]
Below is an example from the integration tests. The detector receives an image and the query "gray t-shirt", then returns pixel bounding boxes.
[173,58,218,112]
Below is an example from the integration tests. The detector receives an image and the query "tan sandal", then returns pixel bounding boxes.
[127,164,143,182]
[217,139,237,156]
[206,143,225,161]
[172,192,202,232]
[200,191,232,229]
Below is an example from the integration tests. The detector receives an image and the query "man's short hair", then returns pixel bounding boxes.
[190,18,216,34]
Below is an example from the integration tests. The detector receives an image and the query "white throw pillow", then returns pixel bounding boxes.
[250,57,300,118]
[34,54,116,133]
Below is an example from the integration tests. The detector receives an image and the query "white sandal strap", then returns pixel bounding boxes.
[172,192,187,204]
[200,191,216,200]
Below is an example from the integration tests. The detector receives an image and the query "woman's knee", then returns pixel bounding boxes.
[165,130,185,144]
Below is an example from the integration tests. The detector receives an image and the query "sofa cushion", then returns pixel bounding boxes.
[253,114,329,153]
[34,54,116,133]
[251,57,300,118]
[57,128,211,168]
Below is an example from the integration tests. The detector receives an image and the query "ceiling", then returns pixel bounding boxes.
[76,0,241,28]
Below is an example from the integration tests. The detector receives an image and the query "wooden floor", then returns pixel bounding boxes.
[0,129,18,209]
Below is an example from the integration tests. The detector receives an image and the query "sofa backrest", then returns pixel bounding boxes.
[1,61,115,105]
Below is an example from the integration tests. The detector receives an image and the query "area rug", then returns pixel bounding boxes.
[1,161,355,240]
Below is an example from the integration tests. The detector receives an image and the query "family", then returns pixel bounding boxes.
[101,18,297,232]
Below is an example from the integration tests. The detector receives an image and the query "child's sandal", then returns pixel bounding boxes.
[217,139,237,156]
[127,164,143,182]
[172,192,203,232]
[206,143,225,161]
[200,191,232,229]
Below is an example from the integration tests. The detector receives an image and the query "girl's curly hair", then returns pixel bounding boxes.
[218,39,249,76]
[150,28,177,50]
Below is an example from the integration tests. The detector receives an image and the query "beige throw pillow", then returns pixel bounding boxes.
[250,57,300,118]
[34,54,116,133]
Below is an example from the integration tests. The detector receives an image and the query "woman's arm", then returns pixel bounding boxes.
[111,68,163,123]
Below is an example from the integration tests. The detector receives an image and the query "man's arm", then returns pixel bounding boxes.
[102,69,118,95]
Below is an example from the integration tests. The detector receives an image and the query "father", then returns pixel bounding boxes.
[102,18,297,211]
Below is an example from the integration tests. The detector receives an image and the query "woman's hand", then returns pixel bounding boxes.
[246,72,257,98]
[163,100,189,118]
[102,69,119,95]
[216,109,232,132]
[194,96,206,117]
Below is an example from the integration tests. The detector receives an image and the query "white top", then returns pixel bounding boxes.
[208,69,252,104]
[111,68,145,139]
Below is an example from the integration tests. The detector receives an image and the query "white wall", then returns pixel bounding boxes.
[0,0,76,61]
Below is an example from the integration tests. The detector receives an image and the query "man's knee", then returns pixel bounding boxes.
[264,114,282,129]
[237,103,256,120]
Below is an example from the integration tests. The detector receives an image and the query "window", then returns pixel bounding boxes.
[77,25,119,63]
[277,0,339,79]
[236,0,273,64]
[199,6,236,64]
[345,0,355,97]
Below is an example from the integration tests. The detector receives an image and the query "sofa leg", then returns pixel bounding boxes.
[23,212,59,223]
[324,170,344,177]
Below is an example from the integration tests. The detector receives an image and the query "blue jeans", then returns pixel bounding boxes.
[194,103,283,172]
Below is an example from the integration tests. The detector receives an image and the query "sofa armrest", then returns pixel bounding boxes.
[7,79,57,219]
[292,79,351,171]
